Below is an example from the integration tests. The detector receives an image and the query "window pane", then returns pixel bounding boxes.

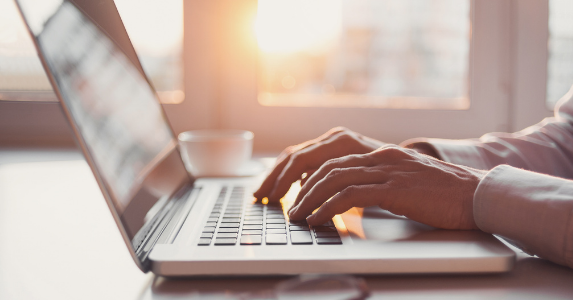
[0,0,184,104]
[256,0,470,109]
[115,0,184,104]
[0,0,54,99]
[547,0,573,109]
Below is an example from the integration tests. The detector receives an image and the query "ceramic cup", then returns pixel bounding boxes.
[178,129,254,177]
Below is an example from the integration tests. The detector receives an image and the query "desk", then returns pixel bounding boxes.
[1,148,573,300]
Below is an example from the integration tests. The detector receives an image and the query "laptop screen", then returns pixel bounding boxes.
[16,0,191,253]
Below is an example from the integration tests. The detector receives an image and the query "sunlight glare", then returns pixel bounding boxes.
[255,0,342,54]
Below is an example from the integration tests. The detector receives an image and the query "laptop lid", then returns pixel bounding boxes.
[15,0,193,272]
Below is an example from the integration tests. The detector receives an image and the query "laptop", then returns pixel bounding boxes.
[15,0,515,276]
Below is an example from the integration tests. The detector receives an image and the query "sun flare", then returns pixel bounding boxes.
[255,0,342,54]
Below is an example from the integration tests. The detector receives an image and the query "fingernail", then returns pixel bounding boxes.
[306,214,315,224]
[288,205,297,217]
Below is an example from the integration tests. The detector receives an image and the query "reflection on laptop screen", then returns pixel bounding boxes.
[37,1,175,210]
[17,0,191,246]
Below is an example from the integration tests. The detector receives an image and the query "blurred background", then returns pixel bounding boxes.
[0,0,570,151]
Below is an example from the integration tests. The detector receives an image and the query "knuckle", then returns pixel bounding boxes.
[379,145,408,158]
[332,126,349,133]
[289,152,304,165]
[326,168,344,180]
[339,185,359,200]
[324,157,343,167]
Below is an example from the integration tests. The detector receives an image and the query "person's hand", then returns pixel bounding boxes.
[288,146,487,230]
[253,127,385,203]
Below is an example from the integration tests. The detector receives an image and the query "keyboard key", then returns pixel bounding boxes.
[289,220,308,225]
[243,225,263,230]
[202,226,216,233]
[243,220,263,225]
[266,219,285,224]
[266,214,285,219]
[218,228,239,233]
[214,238,237,245]
[245,211,263,216]
[315,231,340,238]
[207,217,218,222]
[225,209,242,214]
[244,215,263,220]
[198,238,211,246]
[201,232,213,238]
[224,214,241,218]
[222,218,241,223]
[241,229,262,235]
[220,222,240,228]
[205,222,217,227]
[316,237,342,245]
[210,213,220,217]
[246,205,264,209]
[266,228,286,234]
[216,232,238,238]
[240,235,262,245]
[289,225,310,231]
[266,224,285,229]
[290,231,313,244]
[266,234,287,245]
[319,220,335,227]
[313,226,337,232]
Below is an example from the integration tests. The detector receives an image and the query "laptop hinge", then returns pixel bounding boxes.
[134,184,195,271]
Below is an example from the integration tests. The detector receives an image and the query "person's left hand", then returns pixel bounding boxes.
[288,145,487,230]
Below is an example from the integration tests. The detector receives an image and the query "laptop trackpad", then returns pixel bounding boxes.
[340,206,475,243]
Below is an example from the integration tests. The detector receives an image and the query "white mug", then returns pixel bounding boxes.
[178,129,254,177]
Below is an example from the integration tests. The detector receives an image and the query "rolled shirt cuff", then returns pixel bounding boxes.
[473,165,573,268]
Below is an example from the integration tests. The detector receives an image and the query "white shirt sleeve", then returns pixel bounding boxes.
[400,85,573,268]
[475,165,573,268]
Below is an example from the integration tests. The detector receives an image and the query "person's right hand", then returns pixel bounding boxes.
[253,127,385,203]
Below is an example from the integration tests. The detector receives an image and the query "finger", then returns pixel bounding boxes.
[289,166,389,220]
[306,184,386,226]
[268,130,370,202]
[300,169,317,186]
[254,127,348,199]
[288,154,373,214]
[266,142,324,202]
[253,156,290,200]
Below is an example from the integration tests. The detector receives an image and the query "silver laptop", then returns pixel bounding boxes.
[16,0,515,276]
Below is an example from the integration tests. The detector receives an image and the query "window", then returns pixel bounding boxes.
[0,0,53,100]
[547,0,573,109]
[211,0,515,152]
[0,0,184,104]
[114,0,184,104]
[256,0,470,110]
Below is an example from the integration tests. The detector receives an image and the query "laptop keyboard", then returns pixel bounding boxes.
[198,186,342,246]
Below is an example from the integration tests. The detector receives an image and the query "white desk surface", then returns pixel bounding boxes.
[1,148,573,300]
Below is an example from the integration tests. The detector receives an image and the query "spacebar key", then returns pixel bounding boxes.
[290,231,313,244]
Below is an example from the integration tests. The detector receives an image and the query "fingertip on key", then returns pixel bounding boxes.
[306,214,317,225]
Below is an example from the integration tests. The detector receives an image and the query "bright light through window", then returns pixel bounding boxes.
[256,0,471,110]
[0,0,53,96]
[547,0,573,110]
[115,0,184,104]
[0,0,184,104]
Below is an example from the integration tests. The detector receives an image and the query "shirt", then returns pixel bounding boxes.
[402,85,573,269]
